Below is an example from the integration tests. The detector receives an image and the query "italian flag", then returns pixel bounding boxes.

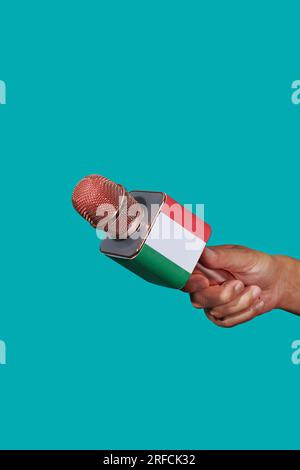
[118,195,211,289]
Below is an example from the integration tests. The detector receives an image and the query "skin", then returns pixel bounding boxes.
[183,245,300,328]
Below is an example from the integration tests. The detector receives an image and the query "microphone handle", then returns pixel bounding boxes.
[196,263,235,284]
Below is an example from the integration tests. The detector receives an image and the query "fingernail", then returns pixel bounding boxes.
[251,286,261,299]
[234,282,244,294]
[192,302,204,310]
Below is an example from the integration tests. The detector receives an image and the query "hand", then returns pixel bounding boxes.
[184,245,300,327]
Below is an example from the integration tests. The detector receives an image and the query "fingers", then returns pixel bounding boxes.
[200,245,256,272]
[182,273,210,293]
[196,263,235,285]
[209,285,262,319]
[187,279,266,327]
[190,280,244,309]
[205,298,265,328]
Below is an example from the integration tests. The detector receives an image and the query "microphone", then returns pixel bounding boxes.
[72,175,232,289]
[72,174,144,237]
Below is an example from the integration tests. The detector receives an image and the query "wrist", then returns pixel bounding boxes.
[273,255,300,314]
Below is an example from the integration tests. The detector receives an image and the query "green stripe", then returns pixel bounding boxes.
[110,243,190,289]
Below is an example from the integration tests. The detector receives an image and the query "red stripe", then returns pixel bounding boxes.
[161,195,211,242]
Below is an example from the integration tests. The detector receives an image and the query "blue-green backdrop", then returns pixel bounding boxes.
[0,1,299,449]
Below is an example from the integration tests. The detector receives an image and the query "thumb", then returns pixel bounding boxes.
[200,245,254,272]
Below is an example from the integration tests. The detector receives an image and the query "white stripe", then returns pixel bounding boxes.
[145,212,206,273]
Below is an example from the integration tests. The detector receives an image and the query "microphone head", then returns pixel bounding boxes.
[72,174,144,238]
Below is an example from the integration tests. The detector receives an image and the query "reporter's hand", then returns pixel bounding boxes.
[184,245,300,327]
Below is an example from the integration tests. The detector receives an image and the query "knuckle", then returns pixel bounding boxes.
[231,291,252,312]
[224,304,238,315]
[219,288,232,304]
[210,309,225,319]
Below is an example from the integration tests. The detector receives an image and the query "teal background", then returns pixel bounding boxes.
[0,1,299,449]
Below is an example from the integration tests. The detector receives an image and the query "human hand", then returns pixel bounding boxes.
[184,245,300,327]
